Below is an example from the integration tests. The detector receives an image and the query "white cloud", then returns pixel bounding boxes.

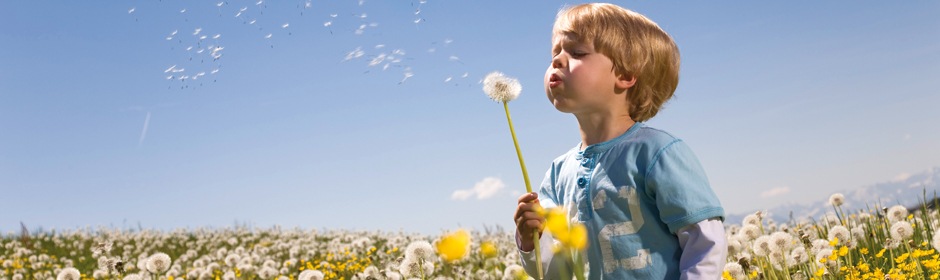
[451,177,506,200]
[893,172,912,182]
[760,187,790,198]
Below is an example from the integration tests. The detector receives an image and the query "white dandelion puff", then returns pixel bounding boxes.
[324,21,332,27]
[240,7,248,12]
[742,213,761,227]
[235,12,242,17]
[199,35,207,40]
[146,253,171,274]
[217,2,224,6]
[170,30,178,36]
[828,226,850,245]
[265,34,272,39]
[166,37,173,40]
[462,72,468,78]
[483,71,522,103]
[166,76,173,80]
[738,225,760,241]
[282,23,289,28]
[829,193,845,206]
[887,205,908,223]
[375,44,384,49]
[256,0,263,5]
[444,77,451,82]
[213,34,220,39]
[186,46,193,51]
[180,9,186,13]
[211,69,219,74]
[57,268,81,280]
[932,230,940,251]
[249,20,256,24]
[769,232,793,253]
[723,263,745,280]
[415,9,420,15]
[404,241,434,262]
[257,267,276,279]
[193,28,202,35]
[890,221,913,240]
[128,8,135,14]
[753,235,772,257]
[414,18,421,23]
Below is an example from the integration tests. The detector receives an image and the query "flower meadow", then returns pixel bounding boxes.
[0,226,528,280]
[723,192,940,280]
[3,192,940,280]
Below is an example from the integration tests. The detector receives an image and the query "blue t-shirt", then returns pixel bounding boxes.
[538,122,724,280]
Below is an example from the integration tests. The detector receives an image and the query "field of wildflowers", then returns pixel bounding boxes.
[3,191,939,280]
[723,192,940,280]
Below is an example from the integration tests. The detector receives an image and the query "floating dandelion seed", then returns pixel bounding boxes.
[462,72,468,78]
[186,46,193,51]
[128,8,135,14]
[414,18,421,23]
[213,34,220,39]
[165,65,177,73]
[193,28,202,35]
[375,44,384,49]
[415,9,420,15]
[449,56,459,60]
[217,2,223,6]
[199,35,207,40]
[256,0,263,5]
[368,54,386,66]
[166,37,173,40]
[428,48,435,53]
[211,69,219,74]
[444,39,453,45]
[249,19,256,24]
[265,34,272,39]
[383,63,389,70]
[196,49,204,54]
[330,14,337,17]
[180,9,186,13]
[324,21,332,26]
[399,72,413,84]
[235,12,242,17]
[444,77,451,82]
[282,23,289,28]
[359,0,364,5]
[369,23,378,27]
[342,47,364,61]
[166,76,173,80]
[240,7,248,11]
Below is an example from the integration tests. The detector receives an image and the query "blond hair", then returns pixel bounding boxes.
[553,3,680,122]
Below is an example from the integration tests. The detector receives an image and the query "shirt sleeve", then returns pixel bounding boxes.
[676,218,727,280]
[644,140,725,233]
[515,166,569,279]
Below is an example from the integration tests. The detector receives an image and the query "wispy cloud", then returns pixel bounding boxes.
[893,172,912,182]
[451,177,505,200]
[138,112,151,148]
[760,186,790,198]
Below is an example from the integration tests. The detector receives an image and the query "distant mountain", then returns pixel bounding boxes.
[725,167,940,226]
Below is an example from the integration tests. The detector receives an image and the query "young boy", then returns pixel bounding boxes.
[513,3,726,280]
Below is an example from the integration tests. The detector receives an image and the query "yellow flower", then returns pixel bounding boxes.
[830,238,838,246]
[877,249,886,258]
[480,241,498,259]
[436,229,471,262]
[544,207,588,250]
[816,268,825,276]
[839,246,848,256]
[860,248,869,255]
[896,253,910,264]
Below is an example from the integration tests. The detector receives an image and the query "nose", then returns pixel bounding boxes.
[551,54,566,69]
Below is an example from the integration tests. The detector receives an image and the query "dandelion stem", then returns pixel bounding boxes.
[502,101,542,280]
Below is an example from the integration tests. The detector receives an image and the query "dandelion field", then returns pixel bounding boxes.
[4,190,940,280]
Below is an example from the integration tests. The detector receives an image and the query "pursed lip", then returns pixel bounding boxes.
[548,73,562,88]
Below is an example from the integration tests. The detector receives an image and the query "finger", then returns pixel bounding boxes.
[517,192,539,204]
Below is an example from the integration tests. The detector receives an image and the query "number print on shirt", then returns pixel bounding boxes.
[596,185,652,273]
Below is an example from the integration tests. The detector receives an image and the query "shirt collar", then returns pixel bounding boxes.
[577,122,644,158]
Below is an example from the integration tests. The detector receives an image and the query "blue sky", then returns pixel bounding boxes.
[1,0,938,234]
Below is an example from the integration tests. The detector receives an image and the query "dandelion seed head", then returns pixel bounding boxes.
[828,193,844,206]
[483,71,521,103]
[890,220,913,240]
[887,205,908,223]
[146,253,170,274]
[738,225,760,241]
[742,214,761,227]
[752,235,772,257]
[404,241,434,262]
[298,270,324,280]
[723,262,745,280]
[827,226,849,245]
[57,267,80,280]
[789,246,808,266]
[932,229,940,251]
[769,232,793,253]
[810,239,831,256]
[257,266,276,279]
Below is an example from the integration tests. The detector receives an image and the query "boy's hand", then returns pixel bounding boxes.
[514,192,545,252]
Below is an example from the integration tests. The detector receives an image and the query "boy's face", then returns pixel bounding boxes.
[545,34,627,115]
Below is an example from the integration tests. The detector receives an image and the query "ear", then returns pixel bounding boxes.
[615,72,636,90]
